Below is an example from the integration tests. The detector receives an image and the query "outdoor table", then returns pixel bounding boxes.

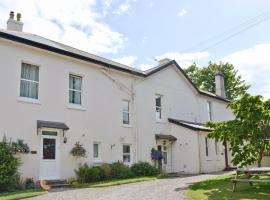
[232,167,270,192]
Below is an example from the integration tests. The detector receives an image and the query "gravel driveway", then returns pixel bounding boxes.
[29,173,225,200]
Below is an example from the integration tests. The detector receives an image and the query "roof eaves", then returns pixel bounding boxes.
[0,31,146,77]
[145,60,230,103]
[168,118,212,132]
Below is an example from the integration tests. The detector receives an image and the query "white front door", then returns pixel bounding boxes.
[39,130,60,180]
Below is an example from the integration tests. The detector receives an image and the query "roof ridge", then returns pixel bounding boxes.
[0,29,230,103]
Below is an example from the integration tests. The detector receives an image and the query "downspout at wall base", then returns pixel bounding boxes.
[197,131,202,174]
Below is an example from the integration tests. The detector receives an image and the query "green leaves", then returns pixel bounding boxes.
[207,94,270,167]
[0,139,20,192]
[184,62,250,100]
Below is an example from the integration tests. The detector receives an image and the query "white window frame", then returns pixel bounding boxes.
[122,100,130,125]
[69,74,82,105]
[122,144,132,165]
[155,94,162,120]
[20,62,40,100]
[207,101,212,121]
[93,142,101,162]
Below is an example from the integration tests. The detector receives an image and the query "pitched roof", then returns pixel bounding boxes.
[168,118,213,132]
[0,29,229,103]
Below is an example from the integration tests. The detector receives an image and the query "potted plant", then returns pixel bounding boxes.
[70,142,86,158]
[25,177,35,189]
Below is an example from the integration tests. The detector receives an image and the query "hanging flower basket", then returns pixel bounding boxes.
[11,139,30,154]
[70,142,86,158]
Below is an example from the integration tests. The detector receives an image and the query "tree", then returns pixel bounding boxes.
[207,94,270,167]
[184,62,250,100]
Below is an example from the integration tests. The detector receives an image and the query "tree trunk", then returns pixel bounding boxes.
[257,148,264,167]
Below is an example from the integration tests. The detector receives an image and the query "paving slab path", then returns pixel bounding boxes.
[29,173,227,200]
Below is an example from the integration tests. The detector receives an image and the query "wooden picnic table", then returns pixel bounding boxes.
[232,167,270,192]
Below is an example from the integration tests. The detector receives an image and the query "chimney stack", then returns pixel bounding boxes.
[158,58,171,64]
[7,11,23,32]
[215,71,226,98]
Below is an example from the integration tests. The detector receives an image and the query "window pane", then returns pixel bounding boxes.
[93,143,99,158]
[122,100,129,112]
[43,138,56,160]
[21,63,39,81]
[123,155,130,163]
[155,96,161,107]
[20,63,39,99]
[123,145,130,153]
[69,90,81,104]
[156,107,161,119]
[69,75,81,90]
[20,80,39,99]
[163,152,167,164]
[123,112,130,124]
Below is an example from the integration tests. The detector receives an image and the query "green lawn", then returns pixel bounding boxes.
[0,189,47,200]
[72,176,157,188]
[186,174,270,200]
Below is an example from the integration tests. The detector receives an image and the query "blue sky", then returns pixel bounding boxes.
[1,0,270,98]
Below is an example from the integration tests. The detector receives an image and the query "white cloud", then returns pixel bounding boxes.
[177,9,187,17]
[113,56,138,66]
[221,43,270,99]
[113,0,136,16]
[0,0,126,54]
[156,51,210,67]
[139,63,153,71]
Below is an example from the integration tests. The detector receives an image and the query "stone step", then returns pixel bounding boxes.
[39,179,70,190]
[46,180,67,185]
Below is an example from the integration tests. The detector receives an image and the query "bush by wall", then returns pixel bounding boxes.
[75,161,159,184]
[75,164,106,183]
[111,162,134,179]
[100,163,112,180]
[0,139,20,192]
[131,162,159,177]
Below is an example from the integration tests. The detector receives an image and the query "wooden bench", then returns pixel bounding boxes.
[232,178,270,192]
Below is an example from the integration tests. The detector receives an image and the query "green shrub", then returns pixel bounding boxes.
[87,166,105,182]
[75,163,89,183]
[75,164,105,183]
[111,162,134,179]
[0,139,21,192]
[100,163,112,180]
[131,162,159,177]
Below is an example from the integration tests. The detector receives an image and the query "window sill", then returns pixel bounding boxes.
[17,97,41,105]
[67,104,86,111]
[122,124,132,128]
[93,159,103,163]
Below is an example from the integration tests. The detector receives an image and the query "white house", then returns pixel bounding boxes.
[0,12,234,181]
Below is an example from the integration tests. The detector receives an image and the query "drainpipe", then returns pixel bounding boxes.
[197,131,202,173]
[132,81,139,163]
